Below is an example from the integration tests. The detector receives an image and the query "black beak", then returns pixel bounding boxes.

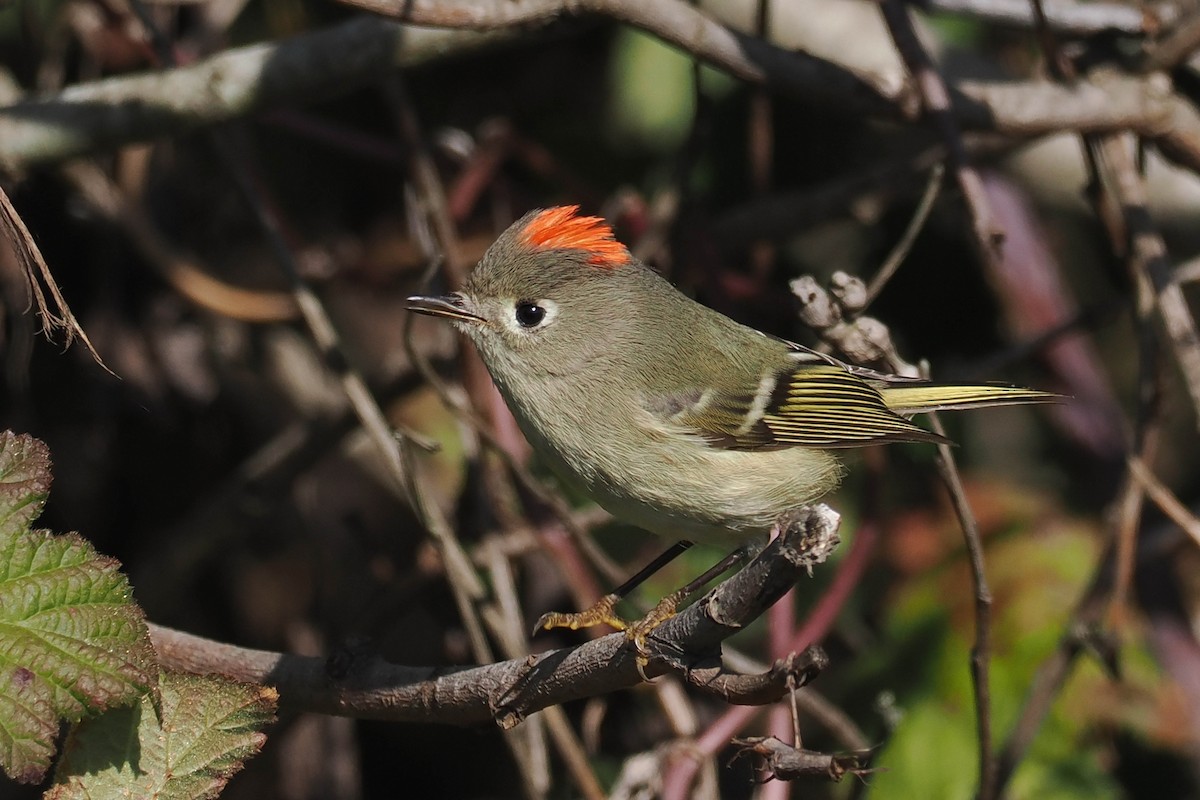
[405,294,483,323]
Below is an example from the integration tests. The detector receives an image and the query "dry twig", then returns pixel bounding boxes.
[150,506,841,725]
[0,184,108,369]
[880,0,1004,258]
[927,406,999,800]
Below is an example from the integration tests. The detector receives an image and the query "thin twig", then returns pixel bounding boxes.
[400,310,625,591]
[1126,456,1200,548]
[1093,135,1200,427]
[59,160,299,322]
[162,59,494,693]
[0,183,109,370]
[1142,9,1200,73]
[130,1,503,701]
[483,541,593,800]
[387,85,628,591]
[794,689,871,752]
[992,534,1122,791]
[374,73,528,677]
[862,162,946,310]
[1096,148,1162,616]
[213,131,439,456]
[984,21,1166,767]
[1025,0,1165,622]
[661,519,878,799]
[880,0,1005,259]
[926,406,997,800]
[713,142,946,250]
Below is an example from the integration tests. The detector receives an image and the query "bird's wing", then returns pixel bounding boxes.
[645,361,946,451]
[779,339,925,383]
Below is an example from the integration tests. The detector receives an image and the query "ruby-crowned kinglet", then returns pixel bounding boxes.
[408,206,1051,635]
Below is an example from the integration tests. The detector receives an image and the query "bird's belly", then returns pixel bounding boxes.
[498,375,843,546]
[530,417,843,547]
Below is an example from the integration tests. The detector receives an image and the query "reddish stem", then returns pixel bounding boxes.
[662,522,880,799]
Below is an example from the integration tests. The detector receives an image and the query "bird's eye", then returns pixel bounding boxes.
[515,302,546,328]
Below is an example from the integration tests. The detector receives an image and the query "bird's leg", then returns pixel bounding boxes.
[626,543,756,661]
[534,592,626,634]
[533,540,694,635]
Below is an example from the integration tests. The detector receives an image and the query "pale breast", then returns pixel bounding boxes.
[533,393,844,547]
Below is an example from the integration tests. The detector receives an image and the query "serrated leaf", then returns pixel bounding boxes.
[0,431,51,539]
[48,672,277,800]
[0,431,158,783]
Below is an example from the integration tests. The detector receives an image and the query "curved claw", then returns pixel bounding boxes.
[532,593,629,637]
[624,592,685,679]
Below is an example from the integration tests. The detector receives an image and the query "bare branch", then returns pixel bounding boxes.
[6,6,1200,174]
[149,505,840,727]
[730,736,871,783]
[60,160,299,322]
[954,72,1200,173]
[927,406,998,800]
[340,0,907,113]
[683,647,828,706]
[925,0,1174,35]
[0,18,511,172]
[1127,456,1200,549]
[1091,134,1200,426]
[863,162,946,310]
[881,0,1005,257]
[1141,9,1200,72]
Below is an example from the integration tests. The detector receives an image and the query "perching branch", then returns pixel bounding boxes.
[149,505,840,728]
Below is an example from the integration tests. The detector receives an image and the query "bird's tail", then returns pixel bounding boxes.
[880,384,1057,416]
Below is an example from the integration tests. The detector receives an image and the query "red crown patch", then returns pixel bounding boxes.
[518,206,630,268]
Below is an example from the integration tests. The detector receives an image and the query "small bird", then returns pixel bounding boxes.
[408,206,1051,642]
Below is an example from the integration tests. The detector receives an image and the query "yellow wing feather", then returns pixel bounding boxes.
[879,384,1054,415]
[656,362,1054,451]
[762,366,943,448]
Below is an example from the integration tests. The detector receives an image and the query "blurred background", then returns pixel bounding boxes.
[1,0,1199,797]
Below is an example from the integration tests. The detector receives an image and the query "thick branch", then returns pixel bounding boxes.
[340,0,906,112]
[0,18,509,172]
[923,0,1174,36]
[151,505,841,728]
[5,7,1200,173]
[1091,134,1200,425]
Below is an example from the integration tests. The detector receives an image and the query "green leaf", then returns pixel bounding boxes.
[48,671,277,800]
[868,508,1128,799]
[0,429,52,538]
[0,431,157,783]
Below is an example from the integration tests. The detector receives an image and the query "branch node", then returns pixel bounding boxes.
[730,736,874,782]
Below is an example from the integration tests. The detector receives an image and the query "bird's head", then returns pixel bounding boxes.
[407,206,636,379]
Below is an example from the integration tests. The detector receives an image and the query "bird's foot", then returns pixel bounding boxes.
[533,593,629,636]
[625,589,688,678]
